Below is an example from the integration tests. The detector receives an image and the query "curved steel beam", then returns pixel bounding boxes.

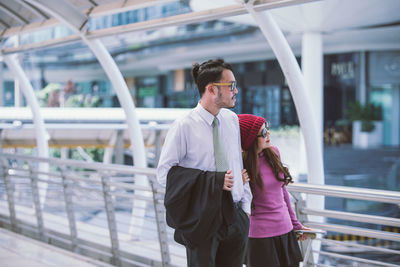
[25,0,88,31]
[0,2,29,25]
[244,2,325,263]
[18,0,50,20]
[1,0,320,40]
[27,0,154,251]
[3,55,49,157]
[0,18,10,29]
[26,0,148,170]
[4,54,50,206]
[243,2,325,184]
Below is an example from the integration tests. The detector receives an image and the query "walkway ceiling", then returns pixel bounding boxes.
[0,0,315,52]
[0,0,399,76]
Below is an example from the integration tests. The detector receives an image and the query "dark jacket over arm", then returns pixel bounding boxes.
[164,166,234,248]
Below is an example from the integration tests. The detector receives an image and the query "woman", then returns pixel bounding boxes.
[238,114,310,267]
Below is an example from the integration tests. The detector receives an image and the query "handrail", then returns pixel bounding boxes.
[316,250,400,267]
[287,183,400,267]
[288,183,400,204]
[301,208,400,227]
[0,153,157,177]
[318,238,400,255]
[305,222,400,242]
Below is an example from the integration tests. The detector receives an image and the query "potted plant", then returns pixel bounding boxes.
[347,101,383,148]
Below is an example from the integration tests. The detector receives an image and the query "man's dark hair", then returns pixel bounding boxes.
[191,58,233,97]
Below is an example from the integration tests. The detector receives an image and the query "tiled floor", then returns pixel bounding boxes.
[0,228,112,267]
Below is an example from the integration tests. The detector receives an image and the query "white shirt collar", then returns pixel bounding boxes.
[195,102,222,126]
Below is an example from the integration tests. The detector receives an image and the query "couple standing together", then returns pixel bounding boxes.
[157,58,310,267]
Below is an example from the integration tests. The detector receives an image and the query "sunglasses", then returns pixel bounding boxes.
[257,121,270,138]
[212,81,237,92]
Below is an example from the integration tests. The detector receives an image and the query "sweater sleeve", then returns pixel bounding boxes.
[283,185,303,230]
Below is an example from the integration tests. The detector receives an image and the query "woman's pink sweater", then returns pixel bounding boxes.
[248,148,303,238]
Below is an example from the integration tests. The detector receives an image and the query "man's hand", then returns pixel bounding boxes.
[223,169,234,191]
[242,169,250,184]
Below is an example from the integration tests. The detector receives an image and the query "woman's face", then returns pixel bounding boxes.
[256,122,271,153]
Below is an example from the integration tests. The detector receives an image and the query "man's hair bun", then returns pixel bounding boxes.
[191,62,200,83]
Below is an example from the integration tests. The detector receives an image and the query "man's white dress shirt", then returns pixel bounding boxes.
[157,103,252,214]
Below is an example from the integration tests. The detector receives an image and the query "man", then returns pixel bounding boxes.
[157,58,251,267]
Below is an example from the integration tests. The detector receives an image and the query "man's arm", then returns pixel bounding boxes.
[242,179,252,215]
[157,121,186,186]
[234,114,252,214]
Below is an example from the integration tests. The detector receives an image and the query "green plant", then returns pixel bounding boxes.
[36,83,62,107]
[346,101,382,132]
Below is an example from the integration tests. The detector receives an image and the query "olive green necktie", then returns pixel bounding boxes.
[212,117,229,172]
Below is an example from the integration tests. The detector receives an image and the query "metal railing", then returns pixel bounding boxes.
[288,183,400,267]
[0,152,399,267]
[0,152,183,267]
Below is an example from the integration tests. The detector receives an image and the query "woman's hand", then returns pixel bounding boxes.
[242,169,250,184]
[297,226,313,241]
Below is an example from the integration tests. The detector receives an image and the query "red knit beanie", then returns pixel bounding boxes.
[238,114,266,151]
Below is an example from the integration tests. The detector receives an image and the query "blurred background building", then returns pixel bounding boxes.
[0,1,399,266]
[1,0,399,146]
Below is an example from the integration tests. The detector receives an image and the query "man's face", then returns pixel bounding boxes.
[215,69,238,109]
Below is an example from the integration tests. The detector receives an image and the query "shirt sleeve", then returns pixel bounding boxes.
[283,185,303,230]
[235,115,252,214]
[156,120,186,186]
[242,182,252,214]
[241,150,252,214]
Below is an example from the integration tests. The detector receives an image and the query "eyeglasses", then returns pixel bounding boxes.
[257,122,270,138]
[212,81,237,92]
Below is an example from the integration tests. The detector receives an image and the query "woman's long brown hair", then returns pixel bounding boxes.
[242,138,293,192]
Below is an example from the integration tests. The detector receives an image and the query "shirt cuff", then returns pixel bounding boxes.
[241,201,251,215]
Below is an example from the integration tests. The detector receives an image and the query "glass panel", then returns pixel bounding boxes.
[369,85,392,145]
[246,86,281,127]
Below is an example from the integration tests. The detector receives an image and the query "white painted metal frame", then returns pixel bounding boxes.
[243,3,325,261]
[15,0,50,20]
[26,0,150,239]
[2,55,49,158]
[0,2,29,25]
[1,0,320,54]
[3,54,50,207]
[243,1,325,185]
[25,0,88,31]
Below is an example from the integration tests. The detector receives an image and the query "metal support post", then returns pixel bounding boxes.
[115,129,124,164]
[60,166,79,252]
[1,158,18,233]
[0,62,4,106]
[154,129,162,167]
[0,129,2,153]
[101,171,121,266]
[103,131,117,164]
[28,162,46,242]
[150,177,170,266]
[291,192,315,266]
[302,239,314,267]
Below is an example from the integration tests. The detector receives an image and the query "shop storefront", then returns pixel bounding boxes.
[369,51,400,146]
